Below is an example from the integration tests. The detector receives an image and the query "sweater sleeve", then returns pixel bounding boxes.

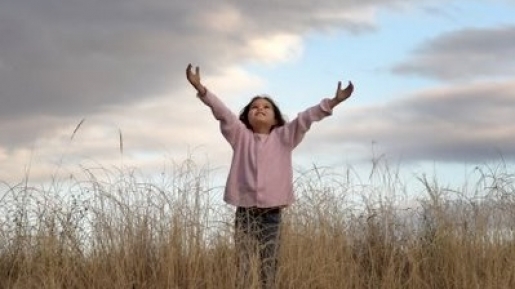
[277,98,333,148]
[198,90,245,147]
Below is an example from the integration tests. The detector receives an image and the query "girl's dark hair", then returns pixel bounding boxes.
[239,95,286,131]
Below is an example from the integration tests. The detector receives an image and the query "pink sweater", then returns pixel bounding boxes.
[200,90,333,208]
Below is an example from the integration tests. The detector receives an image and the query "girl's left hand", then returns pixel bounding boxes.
[329,81,354,108]
[335,81,354,102]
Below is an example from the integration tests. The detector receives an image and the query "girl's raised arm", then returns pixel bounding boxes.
[279,80,354,148]
[185,63,244,147]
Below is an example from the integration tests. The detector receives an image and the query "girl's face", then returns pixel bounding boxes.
[248,98,277,132]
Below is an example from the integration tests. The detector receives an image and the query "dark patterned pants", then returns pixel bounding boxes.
[234,206,282,289]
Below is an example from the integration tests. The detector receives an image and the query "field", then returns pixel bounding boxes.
[1,156,515,288]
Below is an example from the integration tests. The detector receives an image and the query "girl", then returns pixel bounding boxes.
[186,64,354,289]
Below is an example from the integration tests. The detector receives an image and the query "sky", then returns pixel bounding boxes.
[1,0,515,190]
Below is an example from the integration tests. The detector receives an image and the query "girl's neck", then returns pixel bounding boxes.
[252,126,272,134]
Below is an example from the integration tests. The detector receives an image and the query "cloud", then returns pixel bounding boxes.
[246,34,304,65]
[0,65,262,183]
[3,0,510,183]
[305,79,515,163]
[392,25,515,80]
[0,0,385,150]
[0,0,393,184]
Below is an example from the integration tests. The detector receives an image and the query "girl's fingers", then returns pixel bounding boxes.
[346,81,354,93]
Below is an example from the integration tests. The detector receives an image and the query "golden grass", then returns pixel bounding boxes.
[1,158,515,288]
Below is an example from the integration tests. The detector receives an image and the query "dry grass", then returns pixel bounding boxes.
[1,157,515,289]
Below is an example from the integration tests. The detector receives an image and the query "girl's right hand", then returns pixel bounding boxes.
[186,64,206,96]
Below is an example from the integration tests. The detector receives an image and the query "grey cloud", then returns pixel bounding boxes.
[392,25,515,80]
[1,0,401,148]
[318,80,515,163]
[0,1,201,118]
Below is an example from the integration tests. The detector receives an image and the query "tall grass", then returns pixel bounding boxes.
[1,156,515,288]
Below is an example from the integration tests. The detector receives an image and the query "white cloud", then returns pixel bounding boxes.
[247,33,304,65]
[201,5,243,33]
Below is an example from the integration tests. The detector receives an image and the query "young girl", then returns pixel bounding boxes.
[186,64,354,288]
